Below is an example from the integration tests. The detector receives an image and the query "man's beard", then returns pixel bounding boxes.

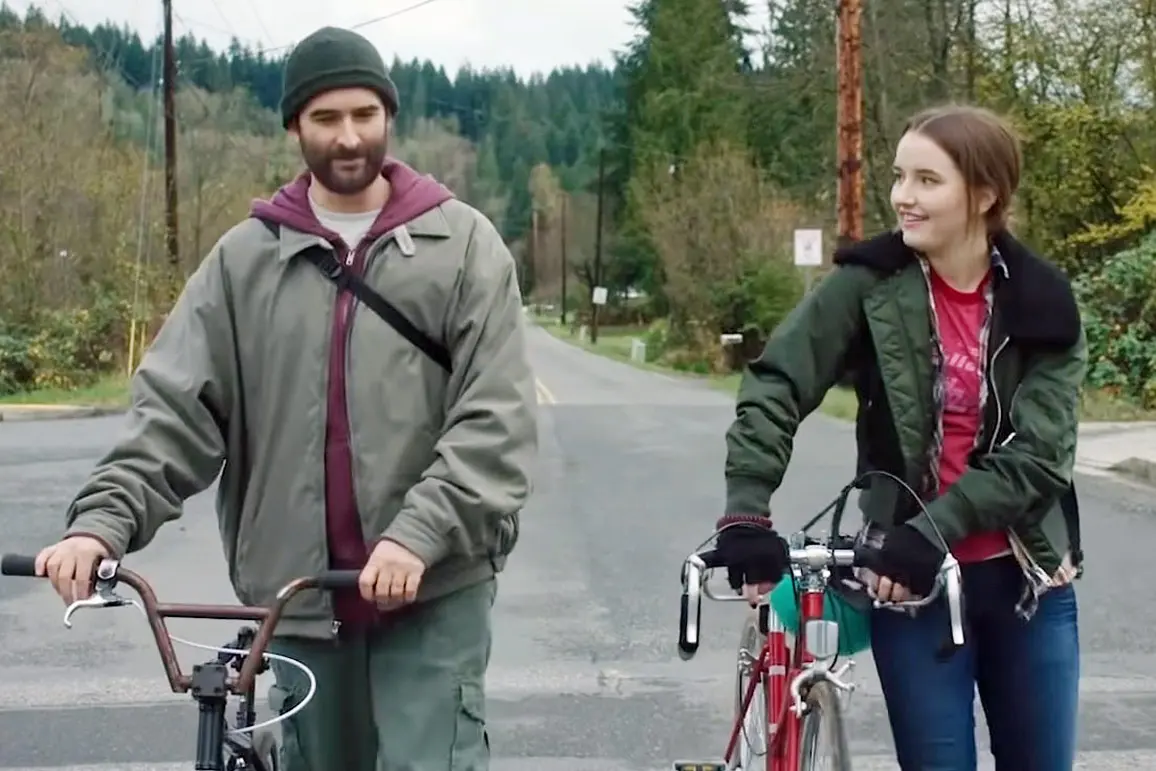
[300,135,388,196]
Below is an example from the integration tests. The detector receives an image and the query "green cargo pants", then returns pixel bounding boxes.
[266,578,496,771]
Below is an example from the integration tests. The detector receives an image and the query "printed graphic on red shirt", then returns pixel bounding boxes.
[929,269,1010,562]
[932,271,984,491]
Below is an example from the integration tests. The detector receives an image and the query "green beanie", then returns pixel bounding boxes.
[280,26,400,128]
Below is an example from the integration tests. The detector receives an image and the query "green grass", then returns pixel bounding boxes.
[0,373,131,407]
[534,316,1154,423]
[1076,388,1156,422]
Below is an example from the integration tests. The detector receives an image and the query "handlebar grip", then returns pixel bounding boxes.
[1,554,39,577]
[677,584,701,659]
[677,550,719,660]
[314,570,361,590]
[852,544,968,660]
[698,549,725,569]
[850,545,876,568]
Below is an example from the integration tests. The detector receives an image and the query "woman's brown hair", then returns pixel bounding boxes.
[902,104,1022,233]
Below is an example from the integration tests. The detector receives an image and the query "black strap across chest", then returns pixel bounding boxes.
[257,218,451,372]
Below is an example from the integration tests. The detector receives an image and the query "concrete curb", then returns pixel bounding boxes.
[0,405,127,422]
[1109,457,1156,486]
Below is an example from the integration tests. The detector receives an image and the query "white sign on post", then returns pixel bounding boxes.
[793,229,823,266]
[592,286,608,305]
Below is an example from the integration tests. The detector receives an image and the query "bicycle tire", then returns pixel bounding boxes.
[798,680,851,771]
[730,612,767,770]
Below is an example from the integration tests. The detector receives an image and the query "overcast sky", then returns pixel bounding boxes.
[8,0,658,77]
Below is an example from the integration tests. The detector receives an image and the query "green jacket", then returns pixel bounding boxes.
[724,230,1086,618]
[62,183,538,638]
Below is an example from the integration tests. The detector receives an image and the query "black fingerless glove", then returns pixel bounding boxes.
[863,524,946,597]
[715,519,790,591]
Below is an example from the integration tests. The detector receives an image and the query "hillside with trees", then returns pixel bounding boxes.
[1,0,1155,414]
[594,0,1156,410]
[0,4,614,394]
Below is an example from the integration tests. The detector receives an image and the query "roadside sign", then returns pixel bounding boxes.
[794,229,823,266]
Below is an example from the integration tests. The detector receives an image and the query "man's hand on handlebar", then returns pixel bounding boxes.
[33,536,110,606]
[856,524,945,601]
[714,516,790,606]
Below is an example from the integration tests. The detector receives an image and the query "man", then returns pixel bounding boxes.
[32,25,538,771]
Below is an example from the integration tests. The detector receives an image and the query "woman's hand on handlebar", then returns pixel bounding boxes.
[856,524,945,599]
[859,567,918,604]
[714,516,790,606]
[34,536,110,605]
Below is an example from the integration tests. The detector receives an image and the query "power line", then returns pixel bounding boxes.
[215,0,457,57]
[351,0,453,31]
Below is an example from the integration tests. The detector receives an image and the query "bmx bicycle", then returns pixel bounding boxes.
[674,472,967,771]
[0,552,360,770]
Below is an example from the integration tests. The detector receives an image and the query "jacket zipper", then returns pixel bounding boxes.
[986,336,1011,452]
[333,240,355,642]
[329,232,391,640]
[987,335,1046,591]
[327,238,361,643]
[342,236,386,502]
[339,236,385,633]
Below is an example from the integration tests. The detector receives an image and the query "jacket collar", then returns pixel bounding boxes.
[833,229,1081,350]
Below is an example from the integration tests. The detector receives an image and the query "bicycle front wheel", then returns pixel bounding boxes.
[730,612,767,770]
[798,680,851,771]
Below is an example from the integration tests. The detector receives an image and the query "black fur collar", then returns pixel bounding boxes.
[833,229,1081,349]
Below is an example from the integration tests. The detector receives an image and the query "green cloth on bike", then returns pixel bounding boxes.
[56,24,537,771]
[769,578,873,657]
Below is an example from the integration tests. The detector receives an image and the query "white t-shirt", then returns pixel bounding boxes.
[308,194,379,250]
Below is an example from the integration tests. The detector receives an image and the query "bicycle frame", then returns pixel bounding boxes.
[724,559,841,771]
[678,532,963,771]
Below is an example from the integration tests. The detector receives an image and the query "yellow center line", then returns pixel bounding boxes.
[535,377,556,404]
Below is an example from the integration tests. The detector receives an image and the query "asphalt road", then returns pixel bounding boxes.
[1,324,1155,770]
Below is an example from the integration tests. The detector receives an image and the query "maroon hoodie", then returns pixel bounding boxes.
[250,158,454,629]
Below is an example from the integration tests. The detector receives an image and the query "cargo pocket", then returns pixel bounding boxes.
[449,681,489,770]
[267,676,310,771]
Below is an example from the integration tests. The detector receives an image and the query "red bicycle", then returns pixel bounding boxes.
[674,476,966,771]
[1,552,361,771]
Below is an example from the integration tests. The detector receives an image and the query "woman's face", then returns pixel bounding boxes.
[890,130,989,255]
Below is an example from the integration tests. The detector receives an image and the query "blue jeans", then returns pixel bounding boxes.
[870,555,1079,771]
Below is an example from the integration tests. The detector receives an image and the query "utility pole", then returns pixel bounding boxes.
[835,0,864,248]
[530,208,539,299]
[162,0,180,269]
[559,196,568,326]
[591,148,605,344]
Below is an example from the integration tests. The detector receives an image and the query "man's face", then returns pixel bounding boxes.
[292,87,389,196]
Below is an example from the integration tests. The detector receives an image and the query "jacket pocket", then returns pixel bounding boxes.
[492,513,520,559]
[268,672,310,768]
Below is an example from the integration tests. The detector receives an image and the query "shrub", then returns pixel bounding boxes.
[1073,231,1156,407]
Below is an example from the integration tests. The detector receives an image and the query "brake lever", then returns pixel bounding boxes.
[62,559,142,628]
[941,554,965,646]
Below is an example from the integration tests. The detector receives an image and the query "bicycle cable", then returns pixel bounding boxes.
[118,602,319,736]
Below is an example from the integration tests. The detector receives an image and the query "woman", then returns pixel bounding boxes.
[714,104,1085,770]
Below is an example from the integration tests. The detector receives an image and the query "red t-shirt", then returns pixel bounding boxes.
[929,269,1010,563]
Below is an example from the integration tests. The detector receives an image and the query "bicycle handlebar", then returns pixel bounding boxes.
[677,541,965,660]
[1,553,360,696]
